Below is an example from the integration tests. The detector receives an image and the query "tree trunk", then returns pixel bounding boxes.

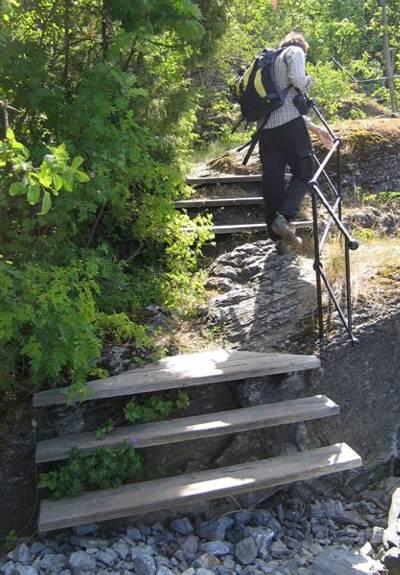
[381,0,398,112]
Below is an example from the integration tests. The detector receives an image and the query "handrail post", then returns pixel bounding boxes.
[310,184,324,343]
[336,141,352,339]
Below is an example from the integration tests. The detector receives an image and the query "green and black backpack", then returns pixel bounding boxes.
[234,47,289,123]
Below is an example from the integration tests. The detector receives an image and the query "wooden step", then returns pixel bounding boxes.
[36,395,338,463]
[175,197,264,208]
[33,350,320,407]
[210,221,312,235]
[38,443,362,532]
[186,174,262,185]
[182,221,313,235]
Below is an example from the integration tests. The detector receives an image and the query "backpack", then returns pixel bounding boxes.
[234,47,288,123]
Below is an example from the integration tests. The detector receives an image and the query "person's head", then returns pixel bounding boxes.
[279,32,309,54]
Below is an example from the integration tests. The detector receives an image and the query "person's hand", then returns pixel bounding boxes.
[317,126,335,150]
[305,76,315,90]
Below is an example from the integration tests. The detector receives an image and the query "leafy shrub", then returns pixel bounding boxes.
[0,1,225,398]
[364,192,400,205]
[124,391,190,424]
[39,441,143,499]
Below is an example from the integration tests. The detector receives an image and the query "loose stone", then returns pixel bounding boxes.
[156,566,175,575]
[235,536,258,565]
[131,553,156,575]
[201,541,231,556]
[270,541,290,560]
[96,548,118,566]
[126,527,142,541]
[113,542,130,560]
[181,534,199,559]
[194,552,220,570]
[68,550,96,574]
[171,517,194,536]
[72,524,98,537]
[39,553,68,571]
[15,566,38,575]
[13,544,30,565]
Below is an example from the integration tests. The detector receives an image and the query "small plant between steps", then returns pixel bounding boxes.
[123,391,190,425]
[39,441,143,499]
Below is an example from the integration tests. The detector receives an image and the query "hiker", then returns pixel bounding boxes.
[258,32,334,254]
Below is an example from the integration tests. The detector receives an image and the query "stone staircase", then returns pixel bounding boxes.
[33,349,362,533]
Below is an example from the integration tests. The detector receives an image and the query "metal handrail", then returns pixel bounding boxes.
[307,99,359,345]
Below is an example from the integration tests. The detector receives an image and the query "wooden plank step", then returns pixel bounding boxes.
[33,350,320,407]
[39,443,362,532]
[36,395,338,463]
[182,221,313,235]
[186,174,262,185]
[211,221,312,235]
[175,197,264,208]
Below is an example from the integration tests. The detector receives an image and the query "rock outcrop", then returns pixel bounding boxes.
[207,240,316,351]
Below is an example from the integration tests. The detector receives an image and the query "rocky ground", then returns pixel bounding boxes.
[4,477,400,575]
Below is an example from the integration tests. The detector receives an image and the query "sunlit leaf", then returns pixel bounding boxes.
[39,191,52,215]
[38,164,52,188]
[27,183,40,205]
[71,156,84,170]
[74,170,90,183]
[53,175,63,193]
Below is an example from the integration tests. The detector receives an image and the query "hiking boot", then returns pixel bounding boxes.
[275,239,291,255]
[271,214,303,247]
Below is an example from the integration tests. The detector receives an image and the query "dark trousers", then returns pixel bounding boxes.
[259,116,313,241]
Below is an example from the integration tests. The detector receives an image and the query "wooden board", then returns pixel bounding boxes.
[186,174,262,185]
[175,197,264,208]
[210,221,312,235]
[39,443,362,532]
[33,350,320,407]
[36,395,338,463]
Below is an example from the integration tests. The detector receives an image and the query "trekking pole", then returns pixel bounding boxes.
[234,113,271,166]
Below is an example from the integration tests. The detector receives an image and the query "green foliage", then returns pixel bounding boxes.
[1,530,18,553]
[124,391,190,424]
[355,228,377,241]
[307,62,355,118]
[95,419,115,440]
[39,441,143,499]
[0,0,226,397]
[1,130,89,215]
[364,191,400,205]
[0,261,101,391]
[193,0,399,142]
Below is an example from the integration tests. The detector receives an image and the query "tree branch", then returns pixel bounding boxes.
[63,0,72,99]
[0,100,9,141]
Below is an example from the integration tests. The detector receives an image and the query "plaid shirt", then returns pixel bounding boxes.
[264,45,313,130]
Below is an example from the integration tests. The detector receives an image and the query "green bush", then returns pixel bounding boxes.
[0,1,225,398]
[39,442,143,499]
